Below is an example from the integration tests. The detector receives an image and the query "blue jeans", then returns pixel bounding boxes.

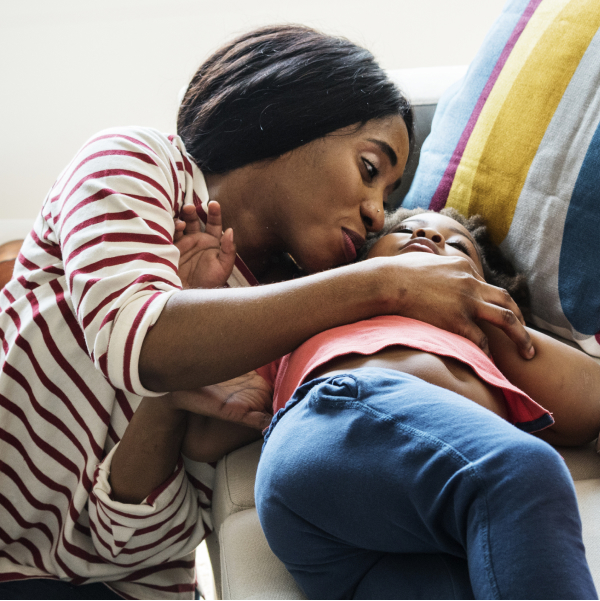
[255,368,597,600]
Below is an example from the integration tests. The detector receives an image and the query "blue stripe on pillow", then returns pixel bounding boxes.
[403,0,538,209]
[559,120,600,335]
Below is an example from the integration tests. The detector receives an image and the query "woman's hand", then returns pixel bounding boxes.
[174,201,236,289]
[376,252,534,360]
[171,371,273,431]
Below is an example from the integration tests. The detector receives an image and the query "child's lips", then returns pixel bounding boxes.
[341,228,365,262]
[401,239,439,255]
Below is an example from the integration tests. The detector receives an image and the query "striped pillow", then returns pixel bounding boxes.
[403,0,600,357]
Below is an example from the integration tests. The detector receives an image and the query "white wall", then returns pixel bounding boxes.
[1,0,506,223]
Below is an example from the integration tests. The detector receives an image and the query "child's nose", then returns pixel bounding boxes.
[413,228,444,244]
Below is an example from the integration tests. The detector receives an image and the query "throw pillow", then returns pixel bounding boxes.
[403,0,600,357]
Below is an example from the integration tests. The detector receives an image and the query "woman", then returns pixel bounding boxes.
[0,25,532,599]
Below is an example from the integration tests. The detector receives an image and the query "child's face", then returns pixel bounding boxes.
[366,213,485,277]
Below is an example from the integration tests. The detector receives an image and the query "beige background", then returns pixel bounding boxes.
[1,0,505,223]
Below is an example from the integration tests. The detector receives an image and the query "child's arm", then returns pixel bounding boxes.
[481,322,600,446]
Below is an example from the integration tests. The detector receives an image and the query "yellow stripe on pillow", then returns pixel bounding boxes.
[447,0,600,243]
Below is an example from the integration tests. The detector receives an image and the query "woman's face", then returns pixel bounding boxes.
[367,213,485,277]
[265,115,410,273]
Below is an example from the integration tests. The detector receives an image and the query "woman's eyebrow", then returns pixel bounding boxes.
[367,139,398,166]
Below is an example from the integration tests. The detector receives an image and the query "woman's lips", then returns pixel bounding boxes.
[341,228,365,262]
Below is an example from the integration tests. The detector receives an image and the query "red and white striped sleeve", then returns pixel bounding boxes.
[88,445,208,568]
[48,128,184,396]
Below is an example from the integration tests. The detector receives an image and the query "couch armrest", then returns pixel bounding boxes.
[220,508,305,600]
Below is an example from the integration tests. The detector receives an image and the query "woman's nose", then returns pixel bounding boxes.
[413,227,444,245]
[360,198,386,233]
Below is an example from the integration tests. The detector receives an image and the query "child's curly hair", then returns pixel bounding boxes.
[360,207,530,311]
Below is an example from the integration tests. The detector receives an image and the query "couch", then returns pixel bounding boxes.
[205,65,600,600]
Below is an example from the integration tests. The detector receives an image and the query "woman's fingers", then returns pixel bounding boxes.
[475,297,534,359]
[453,319,491,357]
[486,284,526,326]
[468,277,532,357]
[384,253,534,360]
[462,279,533,359]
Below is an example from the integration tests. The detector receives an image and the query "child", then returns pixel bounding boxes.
[177,203,600,599]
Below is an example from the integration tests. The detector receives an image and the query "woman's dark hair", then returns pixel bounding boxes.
[360,207,530,310]
[177,25,413,173]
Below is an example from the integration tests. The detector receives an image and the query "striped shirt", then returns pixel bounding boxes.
[0,127,255,599]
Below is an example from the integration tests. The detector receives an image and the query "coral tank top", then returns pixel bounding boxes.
[257,316,552,433]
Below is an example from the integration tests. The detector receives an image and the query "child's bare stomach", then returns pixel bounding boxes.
[310,346,508,420]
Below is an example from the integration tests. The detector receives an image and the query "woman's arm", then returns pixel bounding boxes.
[110,396,187,504]
[482,322,600,446]
[141,253,534,392]
[110,371,272,502]
[109,398,262,503]
[182,415,262,463]
[54,130,532,399]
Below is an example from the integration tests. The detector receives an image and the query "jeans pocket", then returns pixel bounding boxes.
[308,373,360,407]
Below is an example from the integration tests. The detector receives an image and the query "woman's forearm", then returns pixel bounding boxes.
[182,414,263,463]
[140,259,390,391]
[140,254,534,392]
[110,396,186,504]
[110,375,269,503]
